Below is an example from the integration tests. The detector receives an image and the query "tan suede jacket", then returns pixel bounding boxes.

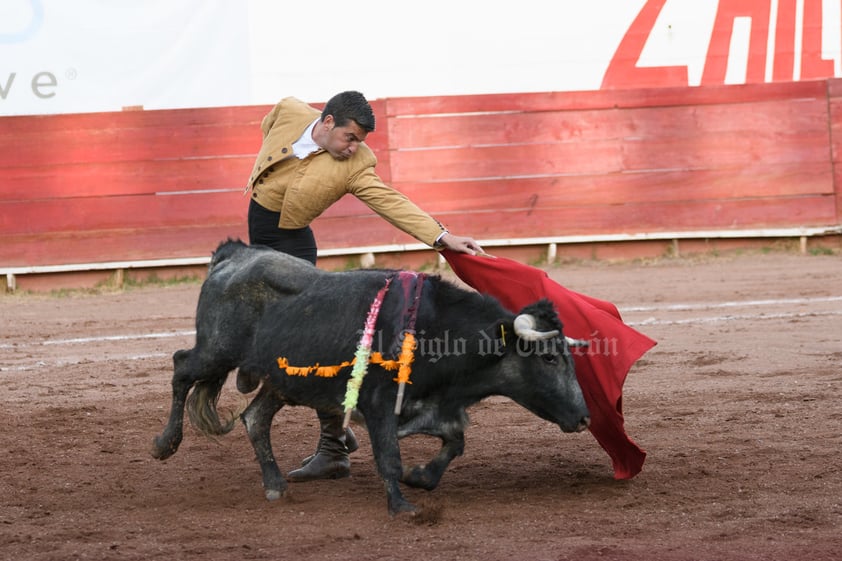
[246,97,445,247]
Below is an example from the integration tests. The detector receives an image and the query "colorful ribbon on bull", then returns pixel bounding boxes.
[341,274,392,428]
[392,271,425,415]
[275,272,425,428]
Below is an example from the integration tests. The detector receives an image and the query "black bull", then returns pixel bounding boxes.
[152,240,590,516]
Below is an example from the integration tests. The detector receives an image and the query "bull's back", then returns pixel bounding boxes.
[191,240,324,357]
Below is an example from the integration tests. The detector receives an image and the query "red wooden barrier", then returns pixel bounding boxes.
[382,81,837,241]
[830,79,842,220]
[0,82,840,271]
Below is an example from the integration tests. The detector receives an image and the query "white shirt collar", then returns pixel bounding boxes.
[292,118,321,159]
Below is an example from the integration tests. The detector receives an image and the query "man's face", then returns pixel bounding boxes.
[321,115,368,160]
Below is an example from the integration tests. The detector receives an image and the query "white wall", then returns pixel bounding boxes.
[1,0,840,116]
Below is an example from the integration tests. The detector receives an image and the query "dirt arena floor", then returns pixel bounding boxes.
[1,250,841,561]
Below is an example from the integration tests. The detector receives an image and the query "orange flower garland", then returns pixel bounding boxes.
[275,350,415,380]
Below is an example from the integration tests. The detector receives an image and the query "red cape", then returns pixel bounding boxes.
[442,250,656,479]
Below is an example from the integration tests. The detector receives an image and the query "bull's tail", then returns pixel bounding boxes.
[185,375,245,437]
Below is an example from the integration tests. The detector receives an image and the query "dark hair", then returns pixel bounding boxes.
[321,90,376,132]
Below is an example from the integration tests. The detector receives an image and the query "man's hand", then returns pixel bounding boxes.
[438,232,484,255]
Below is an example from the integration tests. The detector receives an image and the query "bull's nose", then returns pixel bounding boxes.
[577,416,591,432]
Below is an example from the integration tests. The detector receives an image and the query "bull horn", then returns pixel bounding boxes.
[513,314,559,341]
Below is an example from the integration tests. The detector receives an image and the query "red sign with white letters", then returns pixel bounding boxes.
[603,0,839,88]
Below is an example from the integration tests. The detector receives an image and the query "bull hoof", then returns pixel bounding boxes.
[265,488,288,501]
[389,500,419,518]
[401,465,437,490]
[150,435,179,460]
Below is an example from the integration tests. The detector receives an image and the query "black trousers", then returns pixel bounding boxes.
[247,198,318,265]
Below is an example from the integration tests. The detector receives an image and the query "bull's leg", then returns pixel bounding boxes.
[151,348,196,459]
[241,384,287,500]
[151,347,235,460]
[362,408,417,516]
[401,432,465,491]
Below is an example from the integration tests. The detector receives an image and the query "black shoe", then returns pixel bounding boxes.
[288,413,352,482]
[299,426,358,466]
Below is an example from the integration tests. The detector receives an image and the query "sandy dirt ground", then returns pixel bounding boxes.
[1,251,841,561]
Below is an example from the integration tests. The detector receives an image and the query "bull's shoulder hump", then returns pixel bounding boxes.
[207,248,322,295]
[248,252,322,291]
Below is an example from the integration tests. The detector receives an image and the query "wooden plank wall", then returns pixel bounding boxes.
[0,106,260,267]
[830,80,842,220]
[370,81,838,245]
[1,81,840,269]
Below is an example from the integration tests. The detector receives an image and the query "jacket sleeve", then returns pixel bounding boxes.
[347,165,446,247]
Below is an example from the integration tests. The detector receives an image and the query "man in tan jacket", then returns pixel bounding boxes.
[245,90,483,482]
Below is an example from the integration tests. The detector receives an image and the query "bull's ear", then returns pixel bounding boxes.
[469,319,510,359]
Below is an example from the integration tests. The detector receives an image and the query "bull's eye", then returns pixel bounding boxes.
[541,354,559,365]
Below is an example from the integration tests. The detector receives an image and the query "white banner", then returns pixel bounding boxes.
[0,0,251,116]
[1,0,840,116]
